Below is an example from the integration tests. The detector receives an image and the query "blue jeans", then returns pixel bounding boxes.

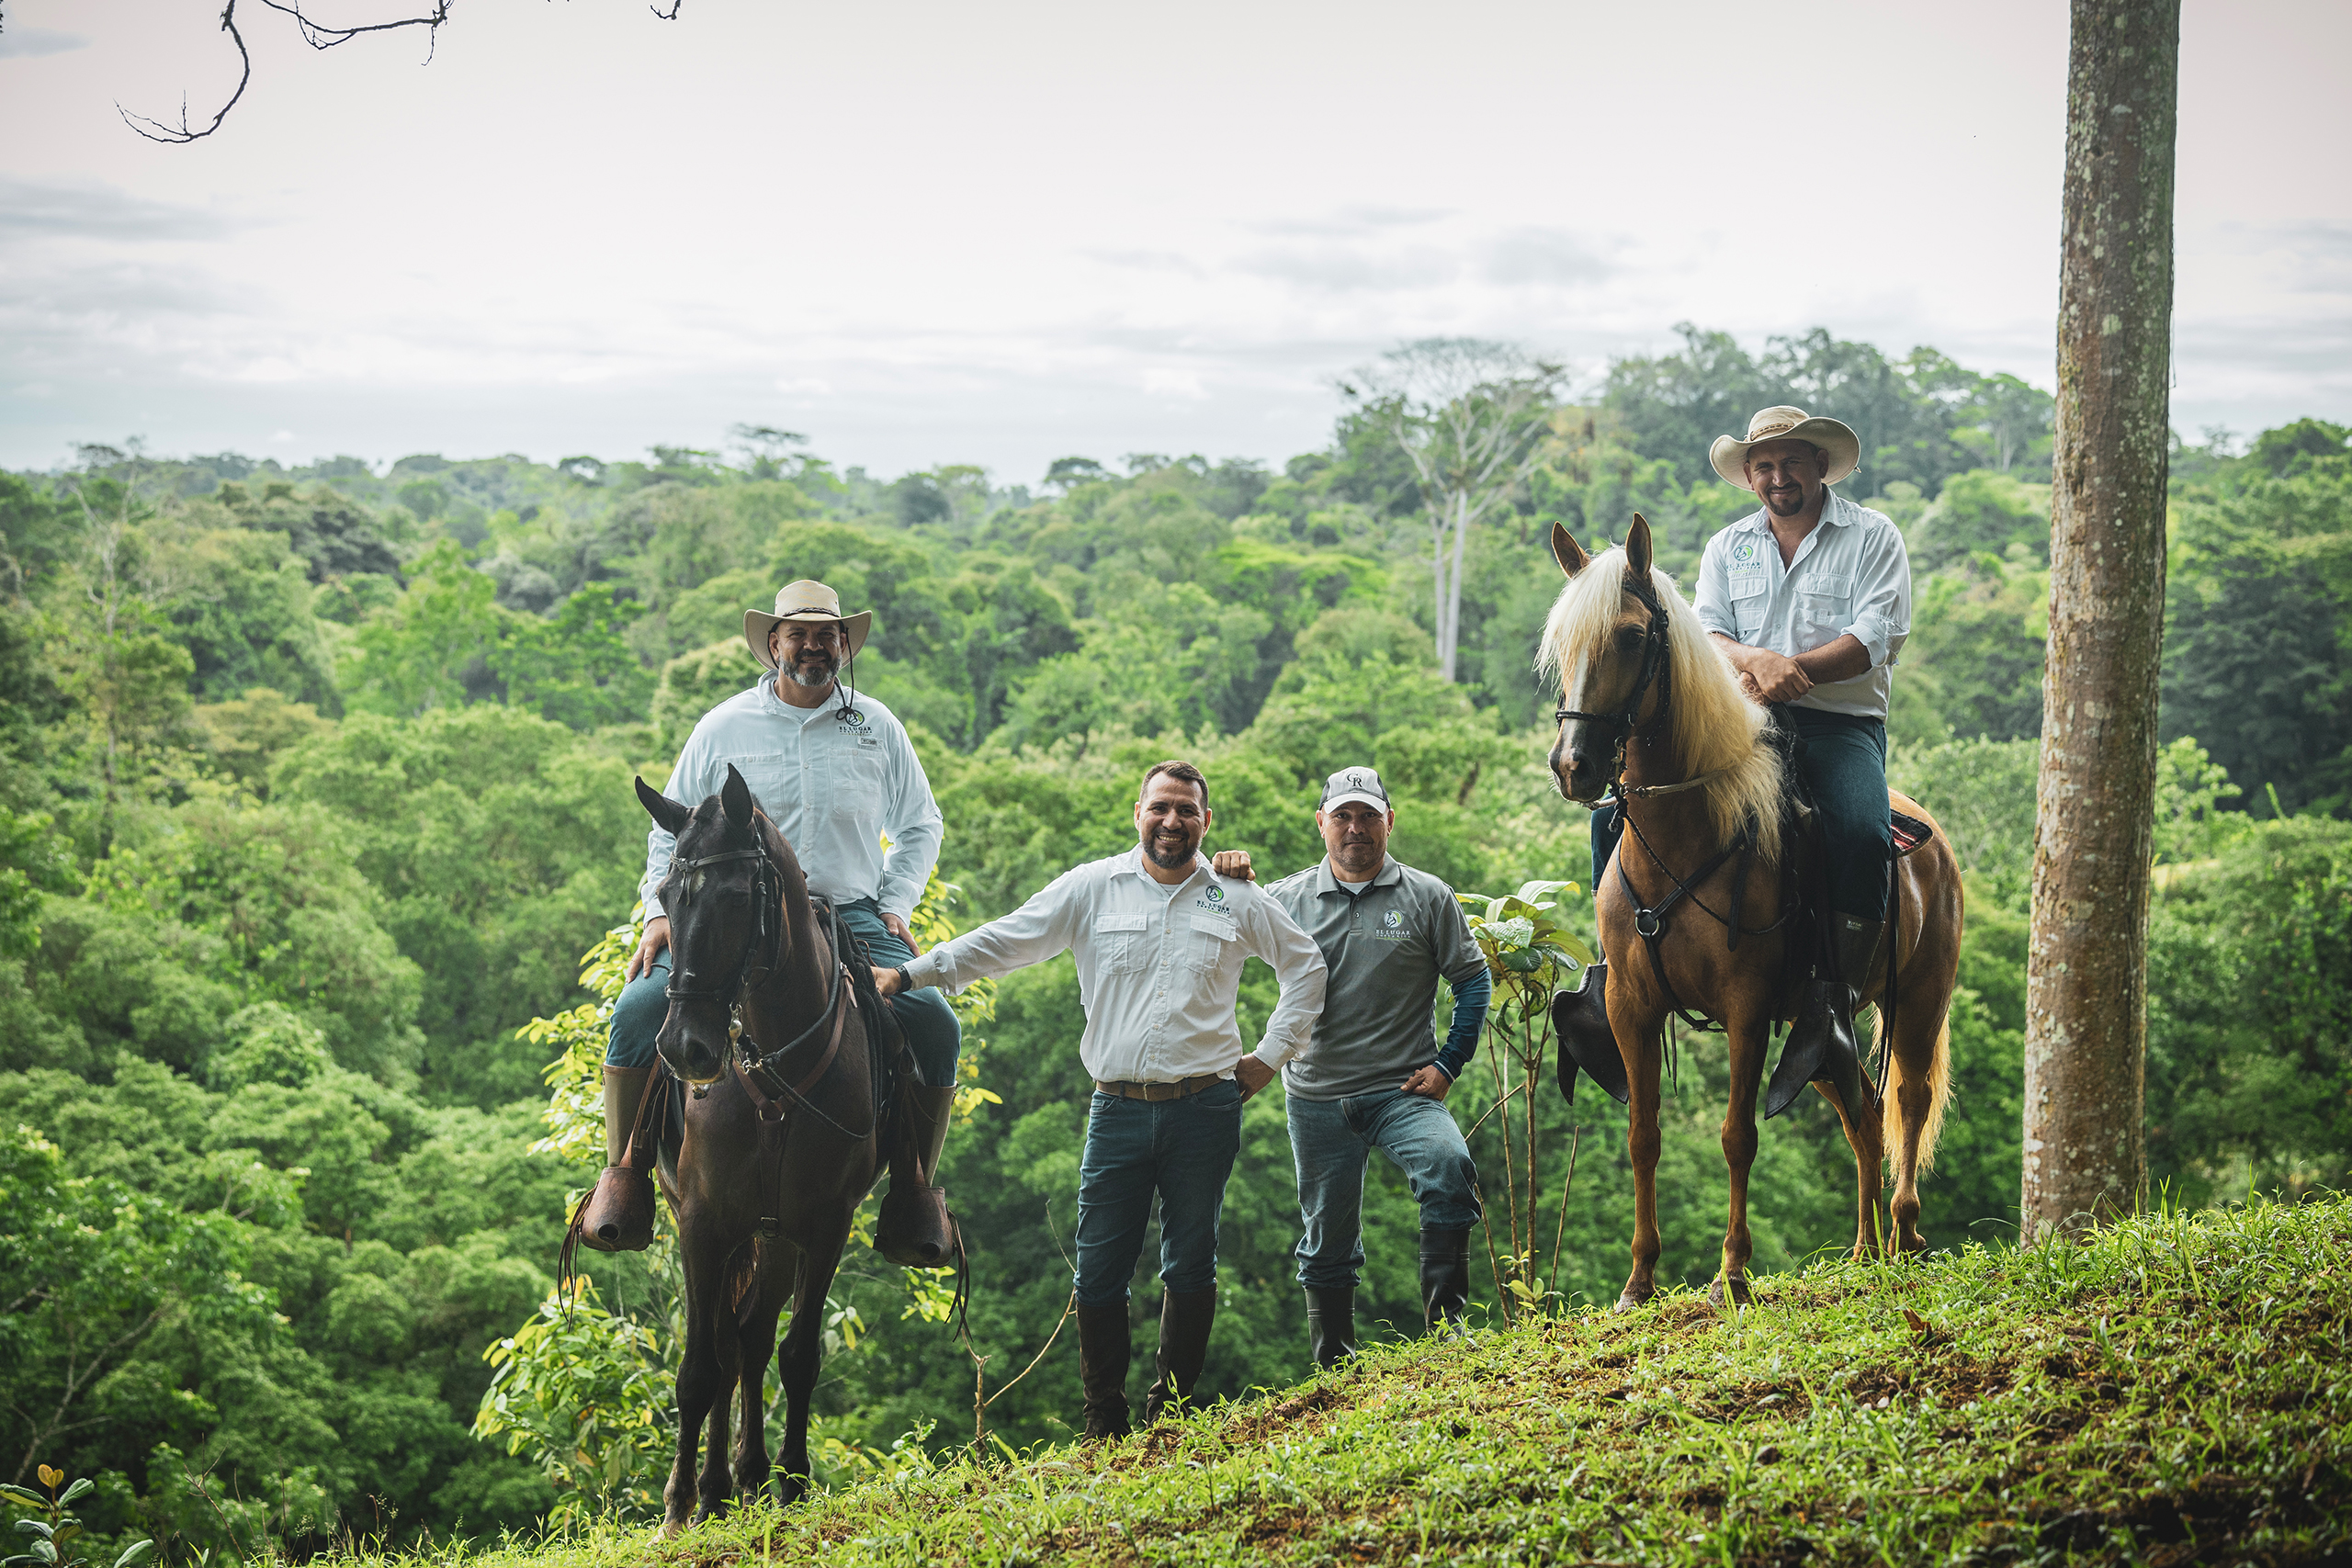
[1589,709,1890,921]
[605,897,961,1084]
[1288,1089,1481,1291]
[1072,1081,1243,1307]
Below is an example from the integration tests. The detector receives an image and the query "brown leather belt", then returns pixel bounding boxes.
[1093,1073,1225,1102]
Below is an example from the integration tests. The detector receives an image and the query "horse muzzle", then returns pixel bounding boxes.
[655,1009,730,1088]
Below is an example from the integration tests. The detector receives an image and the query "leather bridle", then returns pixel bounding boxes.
[663,845,786,1004]
[1555,569,1674,803]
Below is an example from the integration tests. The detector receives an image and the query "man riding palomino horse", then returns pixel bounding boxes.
[578,580,964,1269]
[1554,406,1912,1122]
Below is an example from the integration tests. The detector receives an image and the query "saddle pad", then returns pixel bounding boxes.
[1891,809,1934,858]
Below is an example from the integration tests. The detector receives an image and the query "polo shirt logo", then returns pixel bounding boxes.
[1384,910,1402,928]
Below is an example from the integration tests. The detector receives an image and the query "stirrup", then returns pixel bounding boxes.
[1552,965,1627,1105]
[1764,980,1876,1122]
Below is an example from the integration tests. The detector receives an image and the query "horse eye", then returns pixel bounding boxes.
[1616,627,1645,650]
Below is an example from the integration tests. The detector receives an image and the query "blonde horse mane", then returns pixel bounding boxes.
[1537,548,1786,866]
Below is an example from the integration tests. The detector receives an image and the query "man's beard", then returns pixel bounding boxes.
[786,650,838,688]
[1333,839,1381,873]
[1761,487,1806,518]
[1144,829,1194,870]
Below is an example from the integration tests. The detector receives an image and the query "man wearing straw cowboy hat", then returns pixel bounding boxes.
[1553,407,1911,1124]
[578,580,966,1269]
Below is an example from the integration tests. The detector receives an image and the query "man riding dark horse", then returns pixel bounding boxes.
[1555,406,1914,1119]
[578,579,964,1268]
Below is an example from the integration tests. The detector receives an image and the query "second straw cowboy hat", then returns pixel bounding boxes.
[1709,406,1863,490]
[743,580,873,671]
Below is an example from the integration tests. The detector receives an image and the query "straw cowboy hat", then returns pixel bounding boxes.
[1709,405,1862,490]
[743,580,873,670]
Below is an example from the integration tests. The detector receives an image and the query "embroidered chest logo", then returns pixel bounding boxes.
[1733,539,1757,564]
[1384,910,1402,928]
[1204,886,1225,903]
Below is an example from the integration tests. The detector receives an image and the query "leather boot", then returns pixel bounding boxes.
[1765,917,1883,1123]
[1075,1300,1132,1440]
[876,1083,961,1268]
[578,1066,655,1253]
[1141,1289,1217,1423]
[1419,1226,1473,1332]
[1552,963,1626,1106]
[1303,1286,1356,1371]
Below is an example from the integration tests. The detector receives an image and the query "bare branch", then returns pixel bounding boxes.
[119,0,253,144]
[256,0,450,53]
[650,0,682,16]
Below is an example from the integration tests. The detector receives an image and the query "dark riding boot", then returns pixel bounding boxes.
[876,1083,961,1268]
[1552,963,1627,1106]
[578,1066,655,1253]
[1141,1289,1218,1423]
[1765,917,1884,1123]
[1419,1226,1473,1332]
[1304,1287,1356,1371]
[1076,1300,1132,1440]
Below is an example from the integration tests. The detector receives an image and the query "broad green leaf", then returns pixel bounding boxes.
[0,1493,43,1513]
[114,1541,157,1568]
[1517,878,1576,904]
[53,1483,89,1509]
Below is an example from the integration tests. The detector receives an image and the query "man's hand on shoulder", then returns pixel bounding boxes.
[1234,1054,1276,1100]
[1400,1065,1453,1101]
[1210,849,1256,883]
[626,917,671,981]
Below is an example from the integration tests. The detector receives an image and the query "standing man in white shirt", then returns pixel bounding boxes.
[581,581,963,1269]
[1553,407,1911,1123]
[874,761,1327,1438]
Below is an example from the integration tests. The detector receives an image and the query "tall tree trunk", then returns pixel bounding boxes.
[1443,491,1471,684]
[2023,0,2178,1242]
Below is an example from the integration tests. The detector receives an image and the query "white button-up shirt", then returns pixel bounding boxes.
[1693,490,1913,719]
[901,846,1328,1084]
[640,679,942,920]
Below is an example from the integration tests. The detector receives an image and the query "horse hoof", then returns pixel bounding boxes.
[1613,1291,1650,1314]
[1707,1276,1753,1308]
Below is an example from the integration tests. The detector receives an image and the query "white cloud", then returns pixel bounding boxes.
[0,27,86,59]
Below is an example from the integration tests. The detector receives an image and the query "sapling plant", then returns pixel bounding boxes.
[2,1466,153,1568]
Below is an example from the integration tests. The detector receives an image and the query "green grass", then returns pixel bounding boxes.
[354,1194,2352,1566]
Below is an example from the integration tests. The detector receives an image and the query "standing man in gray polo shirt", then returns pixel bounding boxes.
[1214,767,1492,1367]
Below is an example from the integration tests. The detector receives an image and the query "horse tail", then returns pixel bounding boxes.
[1877,1007,1952,1171]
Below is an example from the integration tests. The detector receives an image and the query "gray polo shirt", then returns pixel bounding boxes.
[1267,855,1487,1102]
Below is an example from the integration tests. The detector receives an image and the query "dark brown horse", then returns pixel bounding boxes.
[1540,517,1962,1308]
[635,764,886,1529]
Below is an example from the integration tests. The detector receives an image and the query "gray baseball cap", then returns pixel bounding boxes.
[1320,766,1391,813]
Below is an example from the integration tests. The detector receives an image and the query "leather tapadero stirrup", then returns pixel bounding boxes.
[575,1064,672,1253]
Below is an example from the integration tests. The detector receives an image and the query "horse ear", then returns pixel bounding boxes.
[720,764,756,833]
[1549,522,1589,579]
[1623,513,1655,580]
[637,776,691,836]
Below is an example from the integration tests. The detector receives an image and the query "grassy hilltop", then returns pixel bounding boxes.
[342,1194,2351,1567]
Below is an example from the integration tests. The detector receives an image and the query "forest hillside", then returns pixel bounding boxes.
[3,325,2347,1553]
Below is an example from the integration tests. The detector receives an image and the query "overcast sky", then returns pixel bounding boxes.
[3,0,2346,486]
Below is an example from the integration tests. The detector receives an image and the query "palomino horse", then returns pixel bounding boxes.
[1540,516,1962,1308]
[635,764,889,1528]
